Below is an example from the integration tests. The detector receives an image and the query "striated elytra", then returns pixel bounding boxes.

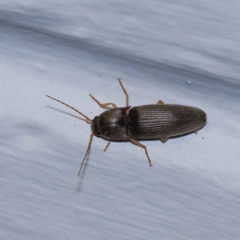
[47,79,207,176]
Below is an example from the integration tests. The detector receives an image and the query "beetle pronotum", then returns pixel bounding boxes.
[46,79,206,176]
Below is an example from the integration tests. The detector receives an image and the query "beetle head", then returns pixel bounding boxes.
[91,108,129,141]
[91,116,101,136]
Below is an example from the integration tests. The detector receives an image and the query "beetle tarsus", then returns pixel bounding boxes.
[78,133,94,176]
[118,78,129,107]
[129,138,153,167]
[103,141,111,152]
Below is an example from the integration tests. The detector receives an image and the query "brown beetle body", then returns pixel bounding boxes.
[46,78,207,176]
[91,104,206,141]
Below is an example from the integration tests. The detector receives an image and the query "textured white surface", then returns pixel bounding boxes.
[1,1,240,240]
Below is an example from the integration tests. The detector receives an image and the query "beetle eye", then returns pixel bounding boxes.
[91,116,100,136]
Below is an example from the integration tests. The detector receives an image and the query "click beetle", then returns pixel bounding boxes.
[46,78,206,176]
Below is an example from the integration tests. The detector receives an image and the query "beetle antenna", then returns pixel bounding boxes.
[78,133,94,176]
[46,95,91,124]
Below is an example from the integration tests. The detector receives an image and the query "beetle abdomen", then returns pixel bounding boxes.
[128,104,206,140]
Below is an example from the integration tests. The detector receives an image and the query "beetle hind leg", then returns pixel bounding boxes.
[89,94,117,108]
[157,100,164,105]
[129,138,153,166]
[160,137,168,143]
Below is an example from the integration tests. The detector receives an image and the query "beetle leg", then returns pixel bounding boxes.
[160,137,168,143]
[89,94,117,108]
[103,141,111,152]
[129,138,153,166]
[157,100,164,105]
[78,133,94,176]
[118,78,129,107]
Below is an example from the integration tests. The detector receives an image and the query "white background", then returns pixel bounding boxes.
[1,1,240,239]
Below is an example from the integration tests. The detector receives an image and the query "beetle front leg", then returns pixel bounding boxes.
[89,94,117,108]
[103,141,111,152]
[129,138,153,166]
[118,78,129,107]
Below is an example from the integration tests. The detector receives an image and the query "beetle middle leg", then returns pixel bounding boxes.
[89,94,117,108]
[129,138,153,166]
